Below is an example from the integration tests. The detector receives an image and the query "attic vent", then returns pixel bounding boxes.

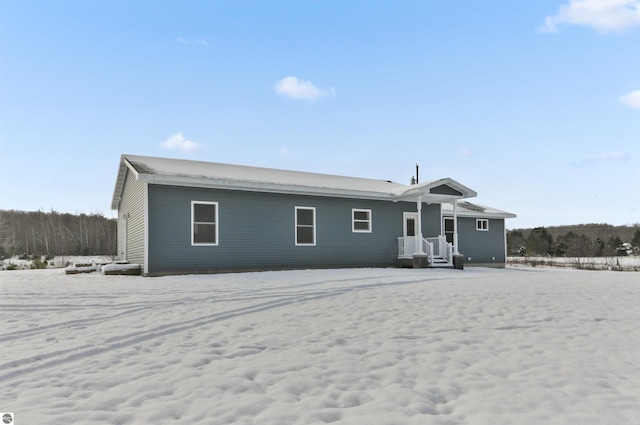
[459,201,485,212]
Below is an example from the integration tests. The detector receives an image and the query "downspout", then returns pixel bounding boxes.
[416,196,423,254]
[504,223,508,265]
[453,200,460,255]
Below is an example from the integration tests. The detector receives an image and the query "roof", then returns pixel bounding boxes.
[441,200,517,219]
[111,154,478,210]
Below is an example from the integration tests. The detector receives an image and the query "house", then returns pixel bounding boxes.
[111,154,516,276]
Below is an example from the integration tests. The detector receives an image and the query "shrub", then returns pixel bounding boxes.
[30,256,47,269]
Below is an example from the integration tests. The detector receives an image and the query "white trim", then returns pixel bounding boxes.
[122,212,129,262]
[403,212,418,237]
[124,158,140,180]
[443,216,455,244]
[143,182,149,275]
[504,226,508,262]
[191,201,219,246]
[352,208,372,233]
[416,196,423,253]
[142,173,398,201]
[453,200,459,254]
[295,206,316,246]
[476,218,489,231]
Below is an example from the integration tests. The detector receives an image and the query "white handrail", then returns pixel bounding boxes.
[398,236,451,265]
[424,236,453,263]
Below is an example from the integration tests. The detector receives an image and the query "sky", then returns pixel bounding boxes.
[1,0,638,229]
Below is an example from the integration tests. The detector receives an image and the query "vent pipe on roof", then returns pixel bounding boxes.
[410,164,419,185]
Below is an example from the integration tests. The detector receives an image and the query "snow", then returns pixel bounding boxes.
[1,267,639,424]
[101,263,141,275]
[122,154,407,197]
[116,155,489,207]
[508,256,640,271]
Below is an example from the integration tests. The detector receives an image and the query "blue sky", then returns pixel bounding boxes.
[1,0,638,229]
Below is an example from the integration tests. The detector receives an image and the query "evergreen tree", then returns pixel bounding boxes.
[595,238,605,256]
[607,236,623,256]
[557,232,593,257]
[507,230,525,256]
[525,227,553,256]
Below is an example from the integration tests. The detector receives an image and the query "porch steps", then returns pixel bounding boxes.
[429,256,453,268]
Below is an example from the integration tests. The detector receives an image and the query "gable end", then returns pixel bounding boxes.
[430,184,463,196]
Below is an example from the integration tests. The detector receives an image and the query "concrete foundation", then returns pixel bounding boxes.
[412,254,429,268]
[453,254,465,270]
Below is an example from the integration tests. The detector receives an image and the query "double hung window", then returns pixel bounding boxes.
[192,201,218,245]
[295,207,316,245]
[352,209,372,233]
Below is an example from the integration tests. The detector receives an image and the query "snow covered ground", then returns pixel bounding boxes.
[508,256,640,271]
[1,267,639,425]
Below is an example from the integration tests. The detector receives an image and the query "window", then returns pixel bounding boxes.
[476,219,489,231]
[295,207,316,245]
[192,201,218,245]
[352,209,372,233]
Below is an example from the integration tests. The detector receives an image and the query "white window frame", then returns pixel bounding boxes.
[476,218,489,232]
[191,201,219,246]
[295,206,316,246]
[352,208,372,233]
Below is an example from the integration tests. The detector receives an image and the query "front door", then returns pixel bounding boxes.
[403,212,418,255]
[444,217,454,244]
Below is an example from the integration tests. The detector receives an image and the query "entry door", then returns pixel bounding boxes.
[444,217,454,244]
[403,212,418,255]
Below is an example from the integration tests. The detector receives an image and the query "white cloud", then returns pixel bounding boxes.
[161,133,203,154]
[274,76,335,101]
[540,0,640,33]
[619,89,640,108]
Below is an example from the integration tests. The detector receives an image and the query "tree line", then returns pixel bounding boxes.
[0,209,117,258]
[507,225,640,257]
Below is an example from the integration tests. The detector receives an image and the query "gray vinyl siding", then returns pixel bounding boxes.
[117,170,146,266]
[421,205,442,238]
[147,184,441,275]
[456,217,506,266]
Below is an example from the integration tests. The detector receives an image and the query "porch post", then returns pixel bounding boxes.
[416,196,423,253]
[453,200,460,254]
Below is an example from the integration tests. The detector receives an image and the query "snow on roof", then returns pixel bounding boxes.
[442,200,516,219]
[125,154,407,194]
[111,154,479,209]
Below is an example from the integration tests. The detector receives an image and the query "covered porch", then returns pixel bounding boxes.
[392,178,477,269]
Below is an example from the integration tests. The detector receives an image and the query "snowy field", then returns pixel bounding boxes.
[508,256,640,272]
[1,267,639,425]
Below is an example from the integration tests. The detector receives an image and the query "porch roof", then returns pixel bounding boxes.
[111,154,476,209]
[442,201,517,219]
